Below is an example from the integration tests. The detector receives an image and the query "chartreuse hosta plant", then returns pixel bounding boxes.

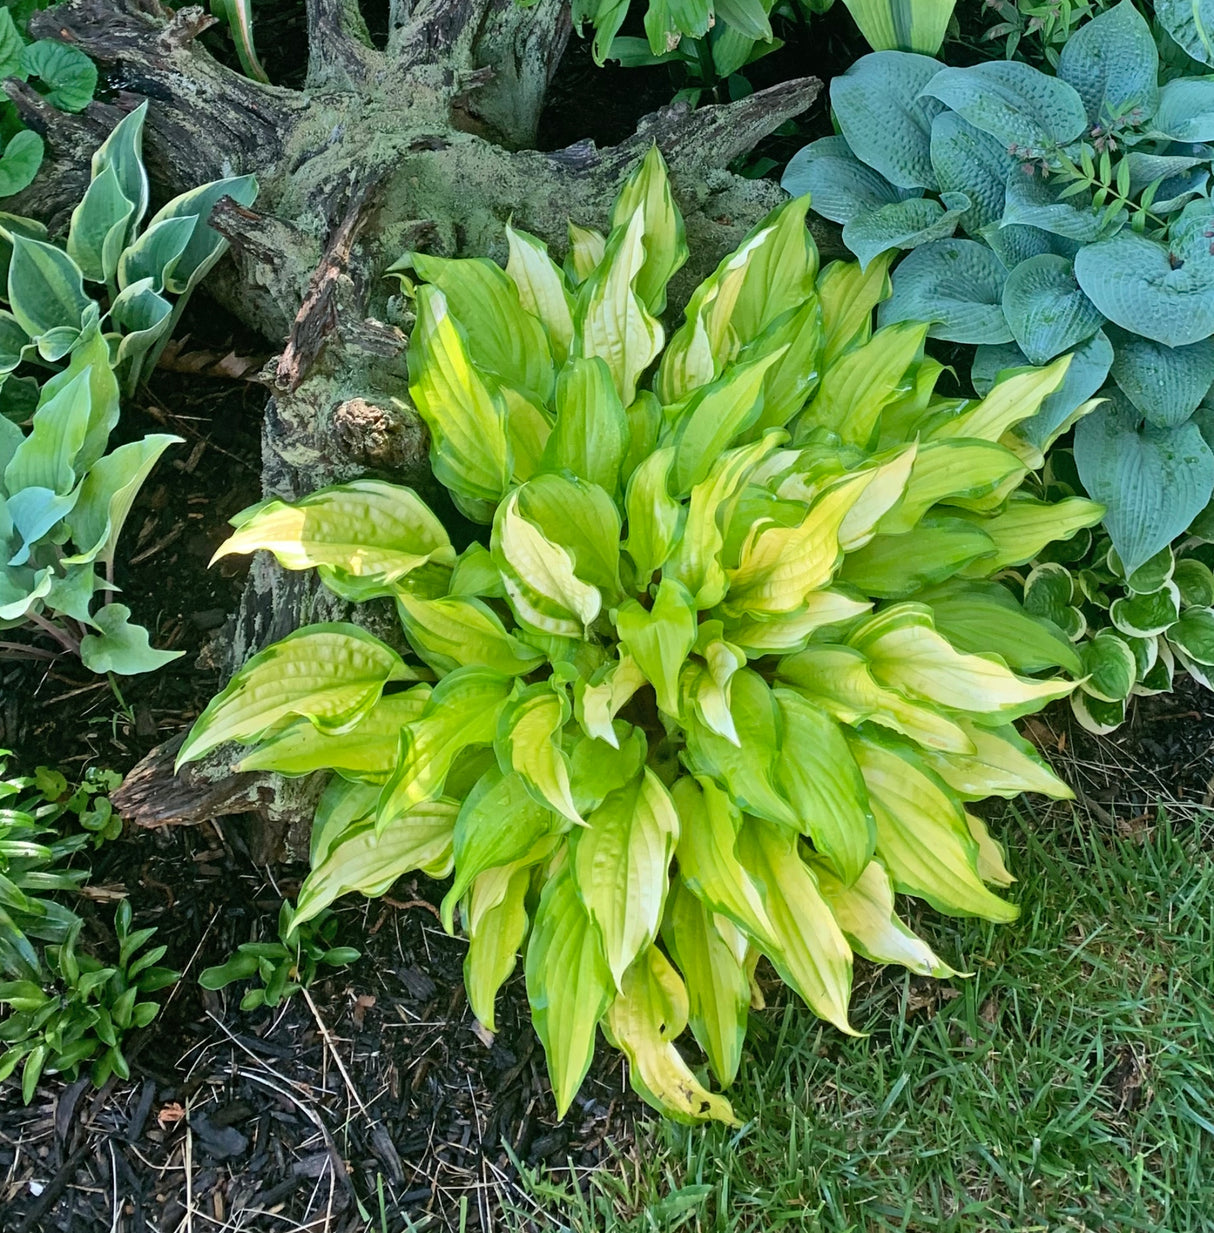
[178,150,1100,1123]
[0,102,258,672]
[783,1,1214,581]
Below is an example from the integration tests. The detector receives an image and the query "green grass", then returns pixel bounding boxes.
[507,806,1214,1232]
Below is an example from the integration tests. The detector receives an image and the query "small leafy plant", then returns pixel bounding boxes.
[0,102,259,672]
[0,901,179,1100]
[977,0,1114,67]
[0,5,98,199]
[179,150,1098,1123]
[783,1,1214,583]
[199,904,360,1011]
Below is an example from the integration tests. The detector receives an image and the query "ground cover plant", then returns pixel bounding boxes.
[177,149,1106,1125]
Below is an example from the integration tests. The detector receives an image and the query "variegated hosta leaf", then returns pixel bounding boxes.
[214,479,456,601]
[605,944,737,1124]
[181,148,1097,1127]
[175,624,416,767]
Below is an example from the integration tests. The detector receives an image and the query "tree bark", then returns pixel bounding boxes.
[24,0,826,849]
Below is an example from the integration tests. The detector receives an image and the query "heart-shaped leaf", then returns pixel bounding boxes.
[1074,208,1214,348]
[929,111,1016,233]
[0,130,43,199]
[1074,392,1214,575]
[1056,0,1158,126]
[1153,78,1214,142]
[830,51,944,190]
[1001,168,1118,242]
[842,192,969,271]
[1002,254,1105,365]
[782,137,909,225]
[19,40,97,113]
[1155,0,1214,67]
[922,61,1088,156]
[1109,327,1214,428]
[878,238,1012,344]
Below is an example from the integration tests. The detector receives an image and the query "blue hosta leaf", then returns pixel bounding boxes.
[1074,206,1214,348]
[982,221,1079,269]
[1074,391,1214,575]
[829,51,944,190]
[1002,254,1105,365]
[1001,168,1120,241]
[922,61,1088,156]
[842,192,969,270]
[1056,1,1158,127]
[19,41,97,113]
[0,131,43,199]
[781,137,909,225]
[1152,169,1211,215]
[1153,79,1214,142]
[972,330,1113,451]
[1109,328,1214,428]
[78,603,183,675]
[878,238,1012,344]
[929,111,1016,234]
[1155,0,1214,67]
[1125,152,1205,195]
[7,235,90,340]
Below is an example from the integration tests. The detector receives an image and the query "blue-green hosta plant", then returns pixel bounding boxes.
[0,101,258,671]
[782,0,1214,581]
[177,150,1100,1123]
[0,5,98,199]
[0,100,258,394]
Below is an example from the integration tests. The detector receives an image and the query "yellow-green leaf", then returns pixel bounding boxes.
[465,859,532,1031]
[816,252,893,363]
[920,718,1073,800]
[615,577,697,716]
[608,145,688,316]
[505,222,574,363]
[395,591,543,677]
[542,356,628,498]
[497,685,583,825]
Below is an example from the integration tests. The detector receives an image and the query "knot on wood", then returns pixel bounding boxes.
[331,397,427,472]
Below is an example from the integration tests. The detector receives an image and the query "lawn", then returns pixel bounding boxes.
[508,802,1214,1233]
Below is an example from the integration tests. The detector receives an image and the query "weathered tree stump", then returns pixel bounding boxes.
[12,0,826,853]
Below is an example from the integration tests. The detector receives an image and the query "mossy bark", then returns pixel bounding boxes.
[11,0,824,848]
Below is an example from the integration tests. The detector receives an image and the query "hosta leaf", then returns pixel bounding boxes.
[1074,394,1214,576]
[177,624,413,768]
[409,286,511,518]
[516,472,622,595]
[608,145,688,316]
[840,0,955,54]
[574,207,664,406]
[506,223,574,363]
[813,859,957,977]
[927,357,1070,446]
[237,689,431,781]
[493,490,601,637]
[378,668,512,823]
[1001,255,1104,366]
[817,252,894,363]
[77,603,182,676]
[773,688,875,885]
[1175,558,1214,607]
[955,494,1104,574]
[920,579,1082,675]
[8,235,90,342]
[574,654,646,747]
[409,253,553,401]
[781,136,907,226]
[1110,582,1182,638]
[850,603,1073,721]
[214,479,455,600]
[922,61,1087,155]
[830,51,944,190]
[624,446,682,579]
[1079,630,1137,702]
[662,881,749,1087]
[496,685,582,825]
[1056,0,1158,126]
[564,221,605,284]
[842,193,970,272]
[614,577,697,716]
[1170,606,1214,666]
[1153,77,1214,141]
[396,592,543,677]
[542,356,628,498]
[91,101,149,234]
[145,174,258,294]
[877,239,1012,345]
[1109,330,1214,429]
[777,641,971,751]
[735,817,856,1034]
[571,769,679,988]
[725,590,873,656]
[683,669,798,828]
[849,735,1018,921]
[1155,0,1214,67]
[465,860,531,1032]
[525,860,614,1117]
[606,944,736,1124]
[443,768,558,928]
[292,800,456,930]
[966,812,1015,886]
[919,718,1073,800]
[839,518,996,597]
[67,164,135,285]
[929,111,1016,234]
[4,368,92,496]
